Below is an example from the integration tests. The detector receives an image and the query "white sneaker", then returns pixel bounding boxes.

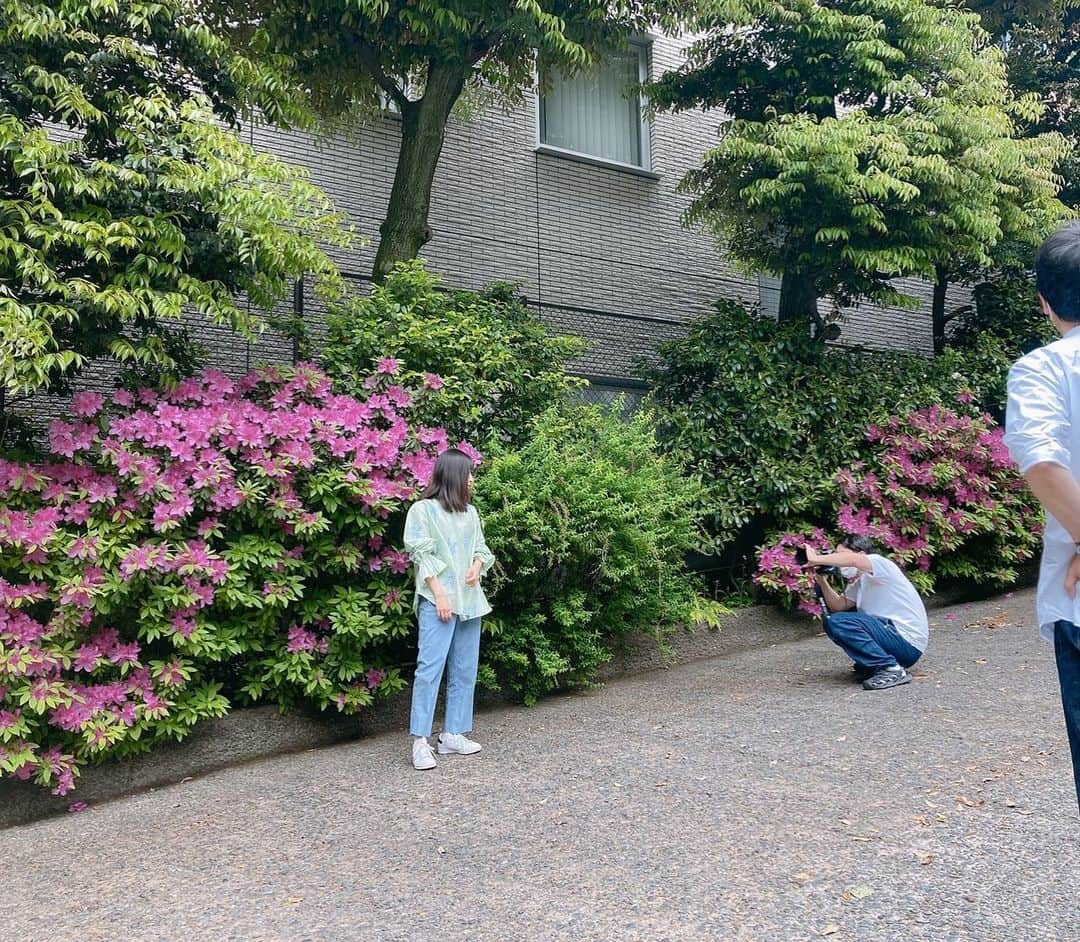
[412,738,437,770]
[437,732,482,756]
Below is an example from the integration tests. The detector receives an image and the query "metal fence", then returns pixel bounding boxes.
[290,270,685,409]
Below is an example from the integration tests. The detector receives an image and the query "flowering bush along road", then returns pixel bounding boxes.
[0,361,467,795]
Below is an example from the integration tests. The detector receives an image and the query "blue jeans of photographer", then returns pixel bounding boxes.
[824,611,922,670]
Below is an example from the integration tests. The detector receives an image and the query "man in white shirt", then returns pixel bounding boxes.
[803,536,930,691]
[1003,220,1080,811]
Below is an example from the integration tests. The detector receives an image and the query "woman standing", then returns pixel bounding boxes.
[403,448,495,770]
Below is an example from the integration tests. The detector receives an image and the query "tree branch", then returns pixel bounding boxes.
[353,40,411,111]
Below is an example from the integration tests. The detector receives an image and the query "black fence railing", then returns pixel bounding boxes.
[291,270,688,403]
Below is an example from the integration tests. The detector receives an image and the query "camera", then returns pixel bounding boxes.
[793,547,840,576]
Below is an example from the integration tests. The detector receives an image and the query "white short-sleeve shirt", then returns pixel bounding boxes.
[844,554,930,652]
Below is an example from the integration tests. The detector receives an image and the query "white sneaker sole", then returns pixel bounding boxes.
[436,743,481,756]
[412,757,437,770]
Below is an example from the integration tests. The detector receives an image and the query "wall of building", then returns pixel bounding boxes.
[240,32,951,386]
[30,32,960,431]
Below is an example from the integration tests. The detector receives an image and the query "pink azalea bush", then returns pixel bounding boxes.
[753,528,833,617]
[0,363,461,794]
[755,405,1041,613]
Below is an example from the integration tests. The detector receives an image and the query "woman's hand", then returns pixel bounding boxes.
[434,591,453,621]
[464,560,482,587]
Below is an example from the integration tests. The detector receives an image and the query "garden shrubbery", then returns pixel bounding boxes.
[1,278,727,793]
[474,404,725,705]
[642,298,1017,576]
[321,262,585,448]
[0,363,450,794]
[754,406,1040,611]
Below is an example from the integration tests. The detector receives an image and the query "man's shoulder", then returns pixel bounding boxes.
[1011,334,1080,375]
[866,554,901,579]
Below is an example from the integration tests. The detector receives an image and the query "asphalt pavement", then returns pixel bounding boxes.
[1,588,1077,942]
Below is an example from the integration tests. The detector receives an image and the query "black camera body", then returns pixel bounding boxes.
[793,547,840,576]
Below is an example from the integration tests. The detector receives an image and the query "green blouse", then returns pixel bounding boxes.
[403,499,496,619]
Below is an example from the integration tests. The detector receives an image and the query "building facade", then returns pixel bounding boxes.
[214,32,957,403]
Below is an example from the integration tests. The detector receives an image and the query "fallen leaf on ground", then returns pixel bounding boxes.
[955,795,985,809]
[818,925,840,937]
[841,885,874,901]
[791,872,813,885]
[918,853,935,866]
[437,846,446,855]
[848,832,878,842]
[285,897,303,906]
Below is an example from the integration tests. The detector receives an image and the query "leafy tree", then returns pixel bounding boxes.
[0,0,346,398]
[998,5,1080,207]
[205,0,655,281]
[648,0,1070,336]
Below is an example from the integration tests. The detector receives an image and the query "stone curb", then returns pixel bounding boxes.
[0,584,1024,829]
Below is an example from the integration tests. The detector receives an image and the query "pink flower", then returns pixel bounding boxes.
[286,625,318,654]
[375,357,400,375]
[67,801,88,813]
[72,644,101,672]
[423,373,445,391]
[71,392,106,417]
[365,668,385,690]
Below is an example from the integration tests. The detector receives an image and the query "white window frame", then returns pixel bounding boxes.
[535,40,657,179]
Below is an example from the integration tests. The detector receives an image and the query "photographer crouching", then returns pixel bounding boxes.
[801,536,929,691]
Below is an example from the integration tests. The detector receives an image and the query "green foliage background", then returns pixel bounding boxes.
[476,404,725,705]
[642,299,1015,576]
[320,262,586,450]
[0,0,346,397]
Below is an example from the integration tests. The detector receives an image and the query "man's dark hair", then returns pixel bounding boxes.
[1036,221,1080,323]
[841,534,876,554]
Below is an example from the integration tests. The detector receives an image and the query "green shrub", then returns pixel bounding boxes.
[473,404,725,705]
[321,262,586,449]
[642,299,1013,563]
[950,271,1055,363]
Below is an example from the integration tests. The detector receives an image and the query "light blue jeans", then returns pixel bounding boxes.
[409,598,482,738]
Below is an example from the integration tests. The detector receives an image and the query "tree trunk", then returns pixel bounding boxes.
[777,268,819,325]
[932,267,948,355]
[372,60,469,283]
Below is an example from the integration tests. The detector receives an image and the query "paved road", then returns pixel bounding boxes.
[1,589,1077,942]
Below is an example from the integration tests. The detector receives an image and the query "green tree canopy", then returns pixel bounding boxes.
[648,0,1070,332]
[204,0,657,280]
[0,0,346,397]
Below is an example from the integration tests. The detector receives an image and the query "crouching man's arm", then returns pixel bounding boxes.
[813,571,856,613]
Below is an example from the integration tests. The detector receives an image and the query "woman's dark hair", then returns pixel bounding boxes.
[1036,221,1080,323]
[841,534,876,554]
[421,448,474,513]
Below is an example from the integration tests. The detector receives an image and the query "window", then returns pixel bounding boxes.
[539,43,650,169]
[758,273,782,320]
